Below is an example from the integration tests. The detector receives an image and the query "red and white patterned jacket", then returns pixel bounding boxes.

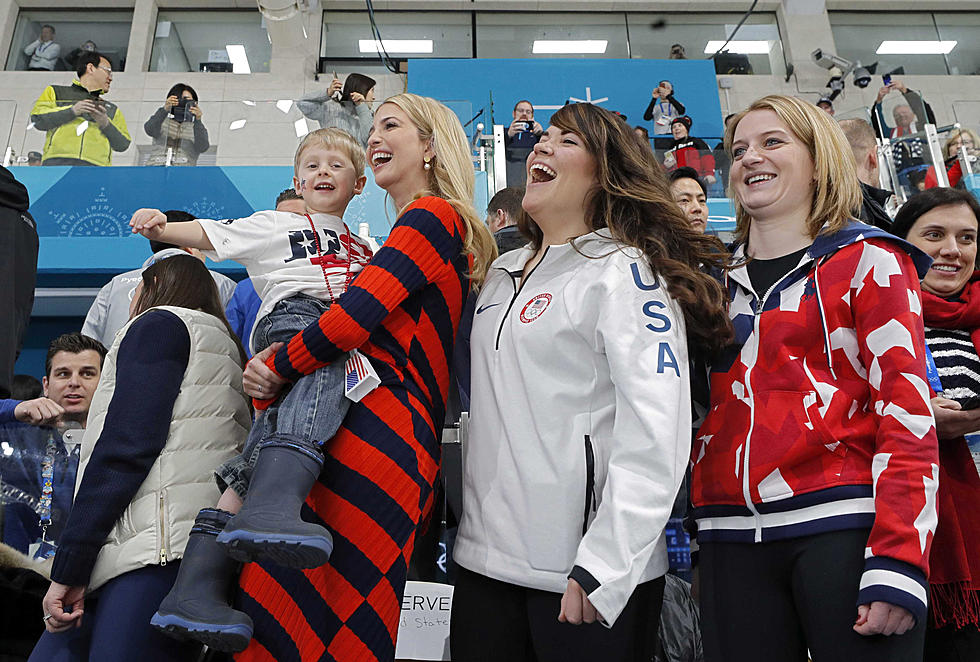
[691,221,939,624]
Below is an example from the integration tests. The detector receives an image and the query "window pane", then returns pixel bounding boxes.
[829,12,946,76]
[475,13,628,59]
[935,13,980,76]
[151,11,271,73]
[6,10,132,72]
[627,13,783,75]
[322,12,472,59]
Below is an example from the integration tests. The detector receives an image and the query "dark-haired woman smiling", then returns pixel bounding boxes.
[451,102,732,662]
[891,187,980,662]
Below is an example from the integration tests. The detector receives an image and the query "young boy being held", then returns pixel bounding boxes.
[129,128,373,652]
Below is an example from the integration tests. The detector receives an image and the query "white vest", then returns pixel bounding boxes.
[77,306,250,591]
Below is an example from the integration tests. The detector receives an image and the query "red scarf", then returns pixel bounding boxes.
[921,271,980,629]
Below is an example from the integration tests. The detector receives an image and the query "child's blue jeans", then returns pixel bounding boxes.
[215,294,349,498]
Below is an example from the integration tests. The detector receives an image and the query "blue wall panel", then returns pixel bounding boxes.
[408,58,724,139]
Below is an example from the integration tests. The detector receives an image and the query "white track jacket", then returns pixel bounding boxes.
[454,230,691,626]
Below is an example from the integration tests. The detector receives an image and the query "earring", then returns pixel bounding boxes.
[423,157,431,171]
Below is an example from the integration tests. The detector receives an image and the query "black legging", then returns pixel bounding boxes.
[450,566,664,662]
[699,528,926,662]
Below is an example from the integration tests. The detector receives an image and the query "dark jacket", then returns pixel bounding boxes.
[859,181,893,230]
[0,168,37,399]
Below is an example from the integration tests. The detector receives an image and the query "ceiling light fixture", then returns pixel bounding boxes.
[532,40,608,54]
[358,39,433,54]
[876,41,956,55]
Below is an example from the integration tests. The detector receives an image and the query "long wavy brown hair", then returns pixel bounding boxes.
[518,103,733,357]
[133,254,248,368]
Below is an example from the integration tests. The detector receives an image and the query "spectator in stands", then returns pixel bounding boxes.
[27,151,42,166]
[225,189,306,357]
[669,167,709,234]
[634,125,650,142]
[39,333,105,430]
[693,95,935,662]
[0,166,37,400]
[452,102,731,662]
[29,52,130,167]
[234,93,496,661]
[486,186,525,253]
[0,334,105,661]
[505,100,544,187]
[712,113,736,193]
[144,84,210,166]
[872,79,936,182]
[297,73,376,147]
[0,333,106,555]
[840,118,895,229]
[11,374,43,401]
[890,188,980,662]
[23,25,60,72]
[924,128,980,190]
[82,210,236,347]
[644,80,686,139]
[63,40,97,72]
[817,96,835,116]
[664,116,716,186]
[31,256,250,662]
[668,43,687,60]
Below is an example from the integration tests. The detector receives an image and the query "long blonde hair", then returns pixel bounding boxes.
[382,93,497,285]
[725,95,862,241]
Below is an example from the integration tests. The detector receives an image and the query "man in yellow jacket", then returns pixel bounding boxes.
[30,52,130,166]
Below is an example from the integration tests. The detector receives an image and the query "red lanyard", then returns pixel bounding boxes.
[304,213,353,303]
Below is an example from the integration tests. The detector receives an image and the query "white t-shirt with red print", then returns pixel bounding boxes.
[200,210,373,352]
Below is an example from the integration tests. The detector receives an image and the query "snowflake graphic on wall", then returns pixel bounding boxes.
[50,187,131,236]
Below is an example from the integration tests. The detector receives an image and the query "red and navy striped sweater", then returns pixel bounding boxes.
[265,195,470,415]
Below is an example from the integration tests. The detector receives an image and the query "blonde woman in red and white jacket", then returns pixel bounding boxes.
[691,95,939,662]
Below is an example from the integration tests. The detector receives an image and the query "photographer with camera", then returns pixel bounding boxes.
[643,80,686,140]
[29,52,130,167]
[144,84,210,167]
[504,100,543,186]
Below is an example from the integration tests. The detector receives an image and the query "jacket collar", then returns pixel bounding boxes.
[491,228,620,274]
[730,219,931,285]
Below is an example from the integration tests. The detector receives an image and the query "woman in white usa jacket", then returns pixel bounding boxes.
[451,103,733,662]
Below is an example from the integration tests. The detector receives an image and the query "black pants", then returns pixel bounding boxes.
[0,197,37,399]
[925,623,980,662]
[700,528,925,662]
[450,566,664,662]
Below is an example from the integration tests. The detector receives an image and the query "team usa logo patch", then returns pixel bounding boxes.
[519,293,552,323]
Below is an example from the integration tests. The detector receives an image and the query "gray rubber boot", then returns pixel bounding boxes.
[216,443,334,569]
[151,508,253,652]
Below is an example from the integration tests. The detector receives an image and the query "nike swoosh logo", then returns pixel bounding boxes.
[476,303,501,314]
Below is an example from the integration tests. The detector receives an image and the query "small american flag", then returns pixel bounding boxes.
[344,350,380,402]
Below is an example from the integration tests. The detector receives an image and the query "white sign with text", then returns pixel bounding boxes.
[395,581,453,661]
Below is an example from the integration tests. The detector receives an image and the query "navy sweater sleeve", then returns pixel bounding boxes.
[0,399,22,424]
[50,310,190,586]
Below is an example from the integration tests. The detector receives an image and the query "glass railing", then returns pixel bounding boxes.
[0,423,82,562]
[880,122,967,204]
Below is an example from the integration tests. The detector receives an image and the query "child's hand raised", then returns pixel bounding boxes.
[130,208,167,239]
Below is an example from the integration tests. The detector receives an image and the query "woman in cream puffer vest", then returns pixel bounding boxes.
[30,255,250,662]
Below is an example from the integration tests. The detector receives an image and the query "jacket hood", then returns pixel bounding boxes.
[733,219,932,280]
[0,167,30,211]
